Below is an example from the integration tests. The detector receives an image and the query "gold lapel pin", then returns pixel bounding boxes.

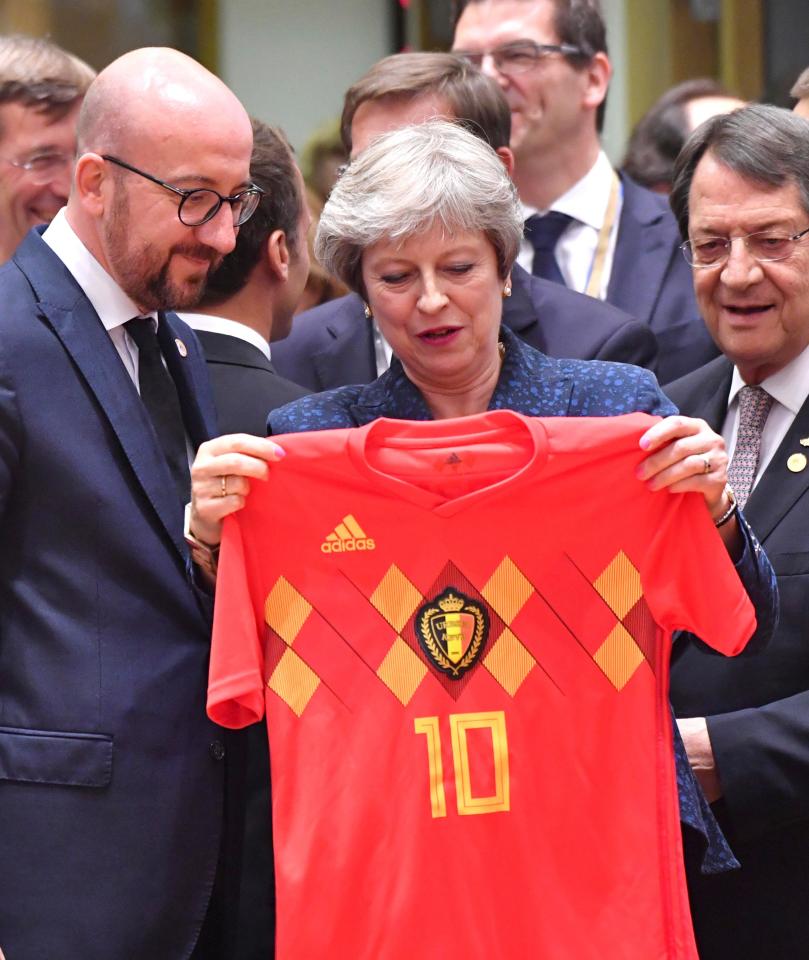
[787,453,807,473]
[175,338,188,358]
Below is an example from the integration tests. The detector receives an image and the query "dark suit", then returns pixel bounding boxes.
[194,328,308,436]
[272,262,658,391]
[607,174,718,385]
[667,356,809,959]
[194,324,308,960]
[0,231,229,959]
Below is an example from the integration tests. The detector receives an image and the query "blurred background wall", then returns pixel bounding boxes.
[0,0,803,163]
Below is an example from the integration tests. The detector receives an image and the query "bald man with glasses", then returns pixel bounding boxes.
[0,47,267,960]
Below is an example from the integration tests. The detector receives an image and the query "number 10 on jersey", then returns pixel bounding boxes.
[414,711,510,818]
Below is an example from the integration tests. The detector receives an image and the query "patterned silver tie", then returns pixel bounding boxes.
[727,385,774,507]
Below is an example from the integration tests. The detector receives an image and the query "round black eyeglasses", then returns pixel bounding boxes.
[101,155,263,227]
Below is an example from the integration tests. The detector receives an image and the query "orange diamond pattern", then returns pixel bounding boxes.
[264,577,312,645]
[593,623,645,690]
[483,627,536,696]
[593,551,643,620]
[268,647,320,716]
[481,556,533,624]
[370,564,423,632]
[377,636,429,706]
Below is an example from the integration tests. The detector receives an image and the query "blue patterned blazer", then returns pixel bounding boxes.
[271,325,667,431]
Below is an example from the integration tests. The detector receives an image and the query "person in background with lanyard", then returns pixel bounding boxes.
[451,0,717,384]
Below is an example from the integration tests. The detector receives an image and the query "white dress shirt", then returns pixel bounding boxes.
[722,343,809,490]
[179,312,272,361]
[372,319,393,378]
[42,208,157,390]
[517,150,623,299]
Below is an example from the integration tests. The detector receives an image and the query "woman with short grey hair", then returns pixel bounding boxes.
[197,117,759,551]
[191,121,776,950]
[316,118,522,292]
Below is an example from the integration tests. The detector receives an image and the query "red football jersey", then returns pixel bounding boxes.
[208,411,755,960]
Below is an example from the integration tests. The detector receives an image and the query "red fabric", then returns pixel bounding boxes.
[208,411,755,960]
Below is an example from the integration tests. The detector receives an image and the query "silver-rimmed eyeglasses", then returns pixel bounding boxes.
[1,151,71,183]
[681,227,809,268]
[453,40,585,76]
[101,155,263,227]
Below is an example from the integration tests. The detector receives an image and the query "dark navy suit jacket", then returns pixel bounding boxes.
[667,357,809,959]
[195,329,308,437]
[272,262,658,391]
[0,231,228,958]
[608,174,718,385]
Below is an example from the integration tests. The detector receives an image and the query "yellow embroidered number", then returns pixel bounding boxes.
[414,711,510,818]
[413,716,446,818]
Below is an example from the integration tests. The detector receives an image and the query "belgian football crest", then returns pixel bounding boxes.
[416,587,489,679]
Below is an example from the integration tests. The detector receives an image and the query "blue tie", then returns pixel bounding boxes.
[525,212,572,286]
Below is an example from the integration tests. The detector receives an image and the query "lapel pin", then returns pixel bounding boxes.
[787,453,807,473]
[800,438,809,447]
[175,338,188,358]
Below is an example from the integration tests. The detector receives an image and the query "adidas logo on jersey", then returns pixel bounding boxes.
[321,514,376,554]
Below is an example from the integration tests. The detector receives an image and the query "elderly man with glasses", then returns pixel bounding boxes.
[451,0,717,384]
[665,103,809,959]
[0,47,266,960]
[0,34,95,263]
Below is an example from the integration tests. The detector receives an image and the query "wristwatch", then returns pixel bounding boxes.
[183,503,220,578]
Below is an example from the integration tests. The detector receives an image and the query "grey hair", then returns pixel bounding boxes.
[315,119,522,294]
[670,104,809,240]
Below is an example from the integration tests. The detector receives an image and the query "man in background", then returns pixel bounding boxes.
[272,51,658,391]
[667,103,809,958]
[181,118,309,437]
[179,121,311,960]
[0,34,94,262]
[622,78,744,194]
[451,0,716,383]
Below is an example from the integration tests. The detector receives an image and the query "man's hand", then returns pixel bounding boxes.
[678,716,723,804]
[190,434,285,546]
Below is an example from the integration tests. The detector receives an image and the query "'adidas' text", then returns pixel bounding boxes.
[321,514,376,554]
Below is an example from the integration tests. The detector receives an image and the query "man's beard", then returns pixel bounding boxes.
[135,244,222,311]
[105,187,222,311]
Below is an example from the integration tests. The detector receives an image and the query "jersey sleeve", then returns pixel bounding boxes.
[641,492,756,655]
[207,514,267,728]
